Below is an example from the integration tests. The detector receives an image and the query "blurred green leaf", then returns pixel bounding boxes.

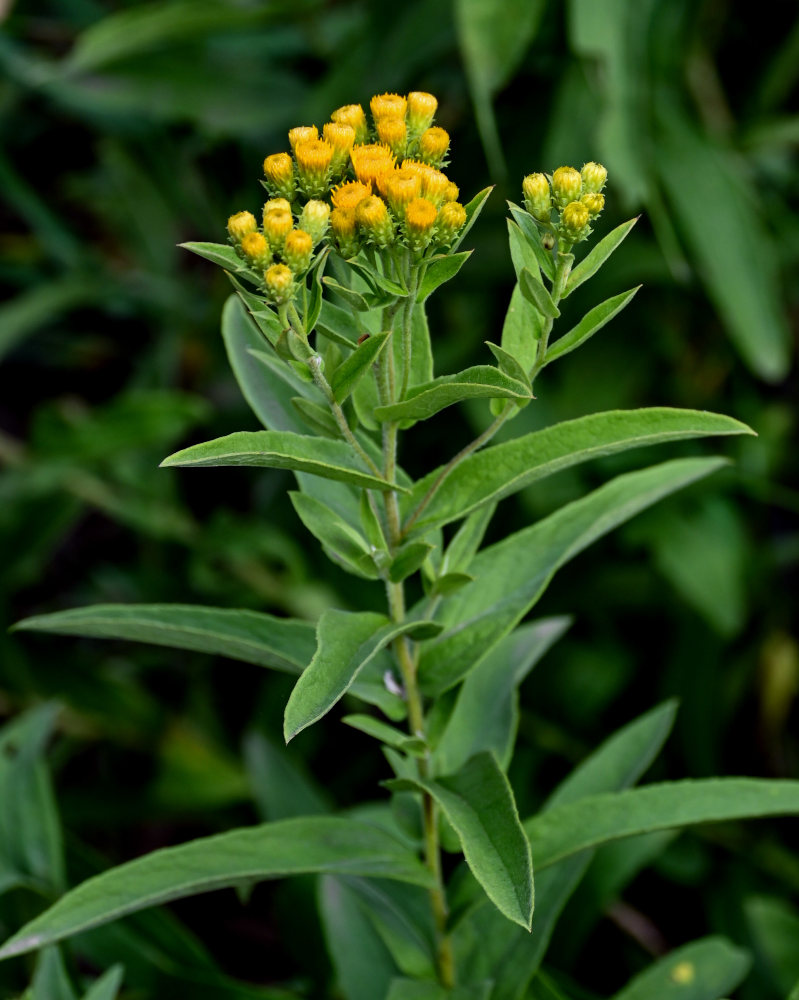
[610,936,750,1000]
[30,947,77,1000]
[745,896,799,994]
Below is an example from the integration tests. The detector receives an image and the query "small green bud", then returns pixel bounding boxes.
[299,199,331,246]
[581,192,605,218]
[541,232,555,251]
[264,263,295,304]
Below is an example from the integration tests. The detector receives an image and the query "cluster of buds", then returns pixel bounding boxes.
[522,162,607,248]
[227,198,329,305]
[257,92,465,260]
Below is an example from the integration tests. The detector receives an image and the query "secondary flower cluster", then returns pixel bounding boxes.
[227,91,468,304]
[522,162,607,247]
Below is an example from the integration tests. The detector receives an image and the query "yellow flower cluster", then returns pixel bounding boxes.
[521,162,607,246]
[227,198,330,305]
[253,91,466,259]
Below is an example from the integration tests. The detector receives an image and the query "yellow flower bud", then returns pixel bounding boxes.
[419,166,450,206]
[581,192,605,218]
[283,228,314,274]
[330,180,372,212]
[581,161,608,194]
[330,207,359,258]
[435,201,466,245]
[404,196,437,251]
[263,207,293,252]
[443,181,459,202]
[322,122,356,173]
[560,200,590,242]
[552,166,582,209]
[263,198,291,224]
[240,231,273,269]
[227,211,257,243]
[407,91,438,135]
[294,138,334,197]
[299,199,331,245]
[370,92,407,122]
[356,195,394,248]
[264,263,295,305]
[384,170,421,215]
[263,153,295,200]
[522,172,551,222]
[288,125,318,151]
[331,104,369,144]
[349,143,395,188]
[376,117,408,159]
[418,126,450,167]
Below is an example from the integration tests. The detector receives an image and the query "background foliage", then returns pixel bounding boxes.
[0,1,797,998]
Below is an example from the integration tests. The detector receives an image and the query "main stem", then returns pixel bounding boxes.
[381,279,455,989]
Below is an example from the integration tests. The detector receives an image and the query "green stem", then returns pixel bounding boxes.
[399,261,419,401]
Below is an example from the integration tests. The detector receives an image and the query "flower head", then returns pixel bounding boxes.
[370,92,407,122]
[581,161,607,194]
[552,166,582,209]
[356,195,394,247]
[263,153,295,200]
[264,263,295,304]
[522,172,551,222]
[418,127,449,167]
[283,228,314,273]
[407,91,437,134]
[294,138,334,197]
[435,201,466,245]
[331,104,369,143]
[227,211,258,243]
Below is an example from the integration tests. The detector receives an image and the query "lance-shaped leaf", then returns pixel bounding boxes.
[374,367,530,423]
[0,817,434,961]
[387,980,490,1000]
[82,966,125,1000]
[12,604,404,719]
[402,408,753,536]
[284,610,441,742]
[330,331,390,403]
[434,618,570,774]
[180,241,260,284]
[417,252,472,303]
[317,298,361,346]
[526,778,799,871]
[485,342,531,390]
[507,203,555,281]
[563,217,639,297]
[544,287,640,366]
[418,456,729,694]
[289,492,378,579]
[610,936,750,1000]
[519,268,559,319]
[161,430,402,492]
[342,716,426,756]
[387,752,533,929]
[455,702,679,1000]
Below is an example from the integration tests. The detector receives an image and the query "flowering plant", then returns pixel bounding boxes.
[7,90,799,1000]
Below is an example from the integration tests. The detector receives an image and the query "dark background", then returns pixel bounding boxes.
[1,1,797,997]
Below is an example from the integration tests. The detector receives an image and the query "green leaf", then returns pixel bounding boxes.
[284,610,441,742]
[0,704,65,896]
[485,342,531,390]
[456,0,546,176]
[417,252,472,302]
[527,778,799,871]
[342,716,426,756]
[544,287,640,365]
[180,241,260,283]
[323,276,371,312]
[403,408,753,536]
[389,542,435,583]
[388,752,533,929]
[12,603,402,719]
[418,456,729,694]
[161,430,402,492]
[290,395,341,438]
[31,948,76,1000]
[610,937,750,1000]
[563,217,639,296]
[0,817,434,961]
[374,367,529,423]
[501,285,542,373]
[519,268,559,319]
[507,203,555,281]
[455,702,678,1000]
[331,332,391,403]
[82,966,124,1000]
[744,896,799,994]
[441,503,497,576]
[0,276,98,362]
[317,298,361,347]
[289,492,377,579]
[434,618,570,773]
[452,187,494,253]
[244,731,330,822]
[222,296,307,434]
[656,108,790,381]
[387,980,490,1000]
